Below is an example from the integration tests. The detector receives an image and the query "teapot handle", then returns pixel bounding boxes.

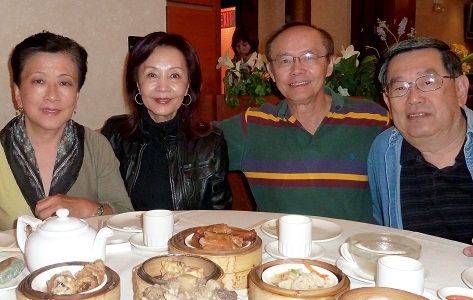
[16,215,42,253]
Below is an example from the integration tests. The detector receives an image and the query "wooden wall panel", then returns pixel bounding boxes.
[167,1,220,123]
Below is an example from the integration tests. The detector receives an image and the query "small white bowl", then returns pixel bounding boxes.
[261,263,338,289]
[437,287,473,300]
[31,265,107,294]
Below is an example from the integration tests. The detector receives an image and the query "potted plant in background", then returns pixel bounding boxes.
[216,51,279,112]
[325,18,416,103]
[452,43,473,75]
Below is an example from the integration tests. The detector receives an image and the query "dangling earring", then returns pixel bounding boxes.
[16,107,24,115]
[134,93,143,105]
[182,94,192,106]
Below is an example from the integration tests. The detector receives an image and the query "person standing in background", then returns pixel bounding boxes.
[231,26,259,63]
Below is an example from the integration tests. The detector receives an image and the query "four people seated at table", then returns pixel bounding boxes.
[0,31,133,230]
[101,32,232,211]
[219,22,390,222]
[368,37,473,245]
[1,25,472,251]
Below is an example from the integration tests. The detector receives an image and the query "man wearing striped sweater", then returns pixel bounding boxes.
[220,22,390,223]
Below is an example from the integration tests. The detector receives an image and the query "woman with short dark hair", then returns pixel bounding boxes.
[0,31,134,230]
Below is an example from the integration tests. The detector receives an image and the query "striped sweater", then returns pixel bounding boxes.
[220,87,390,222]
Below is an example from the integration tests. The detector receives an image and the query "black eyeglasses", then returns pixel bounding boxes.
[271,52,327,68]
[385,74,456,98]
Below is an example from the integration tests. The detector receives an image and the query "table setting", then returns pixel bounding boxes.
[0,209,472,299]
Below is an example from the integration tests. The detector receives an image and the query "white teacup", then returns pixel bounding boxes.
[278,215,312,258]
[375,255,425,295]
[142,210,174,248]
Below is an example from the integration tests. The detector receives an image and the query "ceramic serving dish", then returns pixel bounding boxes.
[16,261,120,300]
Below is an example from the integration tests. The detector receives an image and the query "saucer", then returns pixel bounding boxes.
[261,218,343,242]
[107,211,179,233]
[129,233,168,252]
[264,240,324,260]
[336,257,374,283]
[462,266,473,289]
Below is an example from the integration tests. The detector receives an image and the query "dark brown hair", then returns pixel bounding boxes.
[10,31,88,90]
[231,27,259,58]
[120,31,207,139]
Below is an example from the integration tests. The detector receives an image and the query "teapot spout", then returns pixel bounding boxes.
[91,227,113,260]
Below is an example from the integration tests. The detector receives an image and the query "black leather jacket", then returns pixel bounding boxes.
[101,115,232,210]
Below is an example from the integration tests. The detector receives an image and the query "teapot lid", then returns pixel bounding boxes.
[40,208,88,232]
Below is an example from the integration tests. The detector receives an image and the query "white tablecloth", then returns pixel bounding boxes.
[1,210,472,299]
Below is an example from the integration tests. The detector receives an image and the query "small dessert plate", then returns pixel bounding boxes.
[437,286,473,300]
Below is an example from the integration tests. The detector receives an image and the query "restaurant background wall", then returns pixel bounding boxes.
[0,0,166,130]
[0,0,471,130]
[415,0,472,49]
[257,0,351,57]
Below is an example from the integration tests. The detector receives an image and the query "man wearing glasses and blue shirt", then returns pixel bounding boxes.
[219,22,390,222]
[368,37,473,246]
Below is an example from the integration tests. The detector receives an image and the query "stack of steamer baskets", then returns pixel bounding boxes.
[168,226,262,291]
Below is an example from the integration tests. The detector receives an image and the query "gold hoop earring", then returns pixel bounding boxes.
[182,94,192,107]
[134,93,143,105]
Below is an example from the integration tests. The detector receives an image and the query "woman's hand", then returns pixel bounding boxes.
[34,194,110,220]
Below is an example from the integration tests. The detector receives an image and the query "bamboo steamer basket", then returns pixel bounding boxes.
[168,227,262,290]
[338,287,428,299]
[132,254,224,300]
[16,261,120,300]
[248,259,350,300]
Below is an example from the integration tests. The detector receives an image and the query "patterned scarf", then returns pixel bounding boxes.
[0,114,84,214]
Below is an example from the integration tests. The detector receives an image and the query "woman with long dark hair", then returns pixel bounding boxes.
[102,32,232,210]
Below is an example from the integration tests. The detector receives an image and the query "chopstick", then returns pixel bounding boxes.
[245,219,268,230]
[0,247,21,252]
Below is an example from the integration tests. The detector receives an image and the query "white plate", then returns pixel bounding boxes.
[31,265,107,293]
[106,211,179,233]
[462,266,473,289]
[0,232,15,247]
[262,263,338,288]
[336,257,374,283]
[265,240,324,260]
[438,287,473,300]
[129,233,168,252]
[261,218,343,242]
[184,233,252,249]
[0,267,28,292]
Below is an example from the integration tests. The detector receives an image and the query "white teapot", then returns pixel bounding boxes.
[16,208,113,272]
